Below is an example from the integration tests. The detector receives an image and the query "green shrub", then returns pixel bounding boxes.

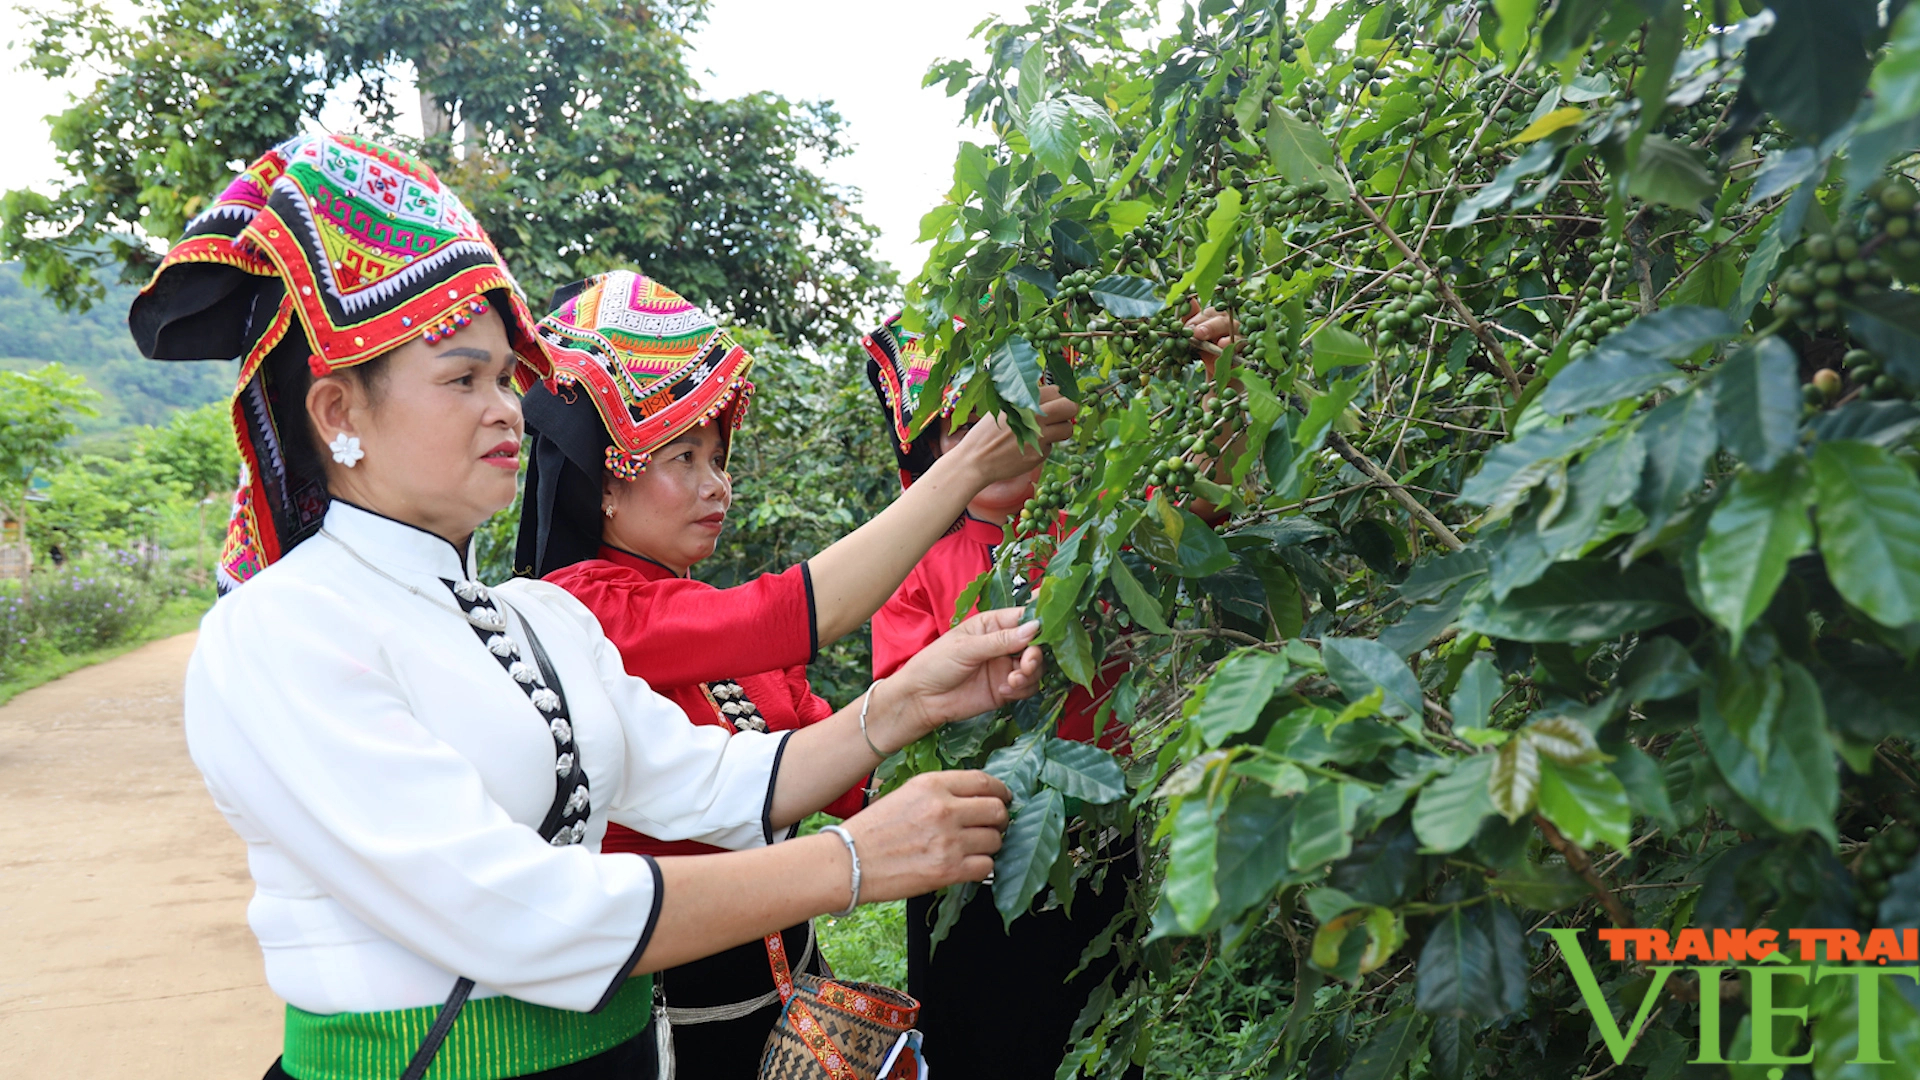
[0,583,33,680]
[31,562,168,651]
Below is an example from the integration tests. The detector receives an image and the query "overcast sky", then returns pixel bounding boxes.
[0,1,1027,283]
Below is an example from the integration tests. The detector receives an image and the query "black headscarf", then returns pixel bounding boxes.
[515,375,616,580]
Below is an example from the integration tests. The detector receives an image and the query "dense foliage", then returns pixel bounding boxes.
[2,0,892,348]
[885,1,1920,1076]
[0,393,230,683]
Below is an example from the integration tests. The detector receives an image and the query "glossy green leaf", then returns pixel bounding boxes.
[1211,789,1301,927]
[1417,908,1502,1019]
[1023,97,1081,180]
[1322,636,1424,719]
[1696,459,1813,646]
[1449,657,1504,733]
[1412,755,1497,853]
[1537,350,1677,415]
[1619,636,1703,703]
[1813,440,1920,628]
[1309,324,1374,373]
[1451,140,1559,227]
[1107,557,1171,634]
[1088,274,1163,318]
[1632,387,1719,543]
[1712,338,1802,473]
[1164,792,1223,930]
[993,786,1065,927]
[1169,187,1244,308]
[1266,106,1345,191]
[1040,738,1127,803]
[1289,780,1366,870]
[1539,306,1734,415]
[1457,416,1605,522]
[1344,1010,1426,1080]
[1053,616,1096,687]
[1399,548,1489,604]
[1461,561,1691,643]
[1811,953,1920,1077]
[984,730,1048,801]
[1701,660,1839,843]
[986,336,1043,412]
[1536,758,1632,851]
[1294,375,1365,455]
[1192,651,1290,747]
[1744,0,1878,142]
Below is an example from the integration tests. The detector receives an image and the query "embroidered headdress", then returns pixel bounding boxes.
[514,270,754,578]
[862,312,966,488]
[129,133,550,591]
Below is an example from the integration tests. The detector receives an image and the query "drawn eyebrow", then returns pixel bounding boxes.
[438,347,493,362]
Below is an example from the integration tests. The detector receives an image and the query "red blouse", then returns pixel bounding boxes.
[547,546,867,856]
[872,516,1127,747]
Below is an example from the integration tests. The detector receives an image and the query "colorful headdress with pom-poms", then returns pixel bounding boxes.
[128,132,551,591]
[862,312,967,488]
[534,271,754,480]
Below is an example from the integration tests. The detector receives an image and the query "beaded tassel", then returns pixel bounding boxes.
[423,297,491,345]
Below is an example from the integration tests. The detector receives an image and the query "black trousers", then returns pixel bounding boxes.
[658,919,823,1079]
[906,855,1139,1080]
[263,1026,656,1080]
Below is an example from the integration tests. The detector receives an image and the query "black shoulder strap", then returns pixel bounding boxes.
[402,595,590,1080]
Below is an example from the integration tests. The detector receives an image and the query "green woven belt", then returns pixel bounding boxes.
[281,974,652,1080]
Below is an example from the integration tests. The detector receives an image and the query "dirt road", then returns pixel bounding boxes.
[0,632,281,1078]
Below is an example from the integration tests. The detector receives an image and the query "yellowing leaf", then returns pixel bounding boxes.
[1513,106,1585,144]
[1522,716,1610,766]
[1490,735,1541,822]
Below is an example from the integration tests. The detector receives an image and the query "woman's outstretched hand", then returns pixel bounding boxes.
[952,384,1080,484]
[868,608,1044,751]
[840,770,1012,900]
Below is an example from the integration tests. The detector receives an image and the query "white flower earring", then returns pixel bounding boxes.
[329,433,365,468]
[603,504,616,518]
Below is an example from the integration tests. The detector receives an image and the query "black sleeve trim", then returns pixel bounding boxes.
[592,855,664,1014]
[800,562,820,663]
[763,730,796,845]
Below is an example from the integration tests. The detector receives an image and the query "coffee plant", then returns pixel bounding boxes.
[885,1,1920,1076]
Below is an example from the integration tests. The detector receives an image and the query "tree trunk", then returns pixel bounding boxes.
[420,86,453,142]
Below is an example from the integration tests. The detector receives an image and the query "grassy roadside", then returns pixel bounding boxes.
[796,812,910,988]
[0,590,213,707]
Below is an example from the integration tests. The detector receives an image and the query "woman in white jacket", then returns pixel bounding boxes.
[133,132,1031,1080]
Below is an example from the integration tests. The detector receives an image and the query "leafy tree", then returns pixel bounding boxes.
[2,0,893,347]
[0,365,97,579]
[885,1,1920,1076]
[144,402,241,500]
[29,452,187,557]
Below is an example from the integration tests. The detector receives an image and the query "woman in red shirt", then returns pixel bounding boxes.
[864,307,1235,1079]
[513,270,1077,1078]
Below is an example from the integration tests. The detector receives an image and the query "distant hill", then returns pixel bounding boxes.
[0,263,235,435]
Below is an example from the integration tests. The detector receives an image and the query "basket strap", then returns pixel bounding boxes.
[765,931,795,1003]
[764,930,860,1080]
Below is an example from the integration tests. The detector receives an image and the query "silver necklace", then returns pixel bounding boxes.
[318,527,508,632]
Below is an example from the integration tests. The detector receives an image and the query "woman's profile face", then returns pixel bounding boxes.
[602,423,732,575]
[311,311,525,545]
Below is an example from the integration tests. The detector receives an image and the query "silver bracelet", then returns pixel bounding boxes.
[820,824,861,916]
[857,680,888,760]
